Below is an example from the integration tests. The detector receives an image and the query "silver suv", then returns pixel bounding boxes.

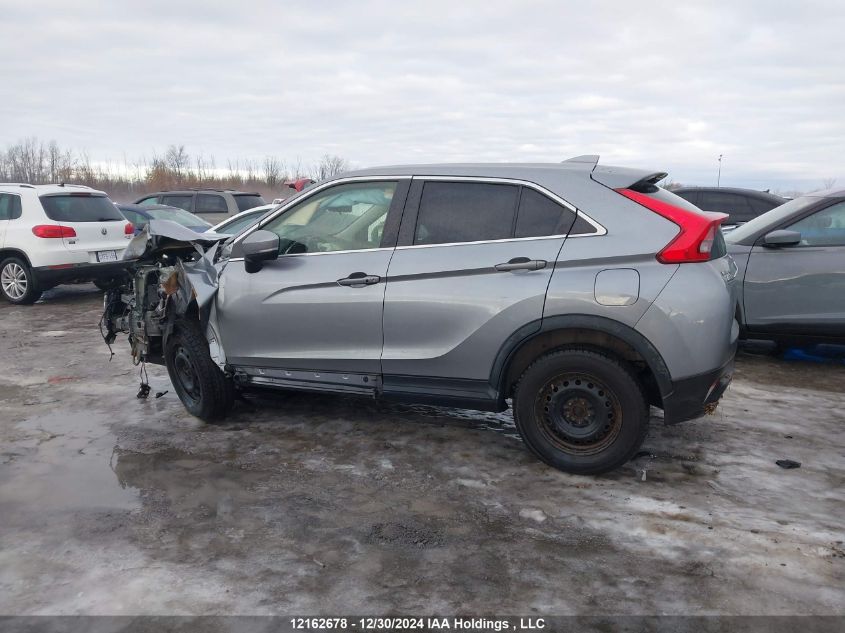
[104,156,738,474]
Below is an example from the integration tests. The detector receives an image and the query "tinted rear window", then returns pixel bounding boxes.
[414,182,518,245]
[234,194,265,212]
[515,188,576,238]
[196,193,228,213]
[161,195,193,211]
[40,194,124,222]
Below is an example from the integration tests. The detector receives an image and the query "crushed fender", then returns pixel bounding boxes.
[102,220,229,373]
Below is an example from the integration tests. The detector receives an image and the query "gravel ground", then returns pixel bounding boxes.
[0,284,843,616]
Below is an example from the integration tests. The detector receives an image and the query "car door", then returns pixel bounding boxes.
[0,193,21,247]
[160,194,194,212]
[380,179,578,403]
[216,178,410,379]
[744,200,845,337]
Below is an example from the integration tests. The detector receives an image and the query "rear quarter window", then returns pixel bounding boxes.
[39,194,124,222]
[0,193,22,220]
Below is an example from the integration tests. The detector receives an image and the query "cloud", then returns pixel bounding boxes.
[0,0,843,191]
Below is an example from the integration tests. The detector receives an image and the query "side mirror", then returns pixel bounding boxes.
[242,230,280,273]
[763,229,801,247]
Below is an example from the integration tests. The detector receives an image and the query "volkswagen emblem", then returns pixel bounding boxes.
[101,228,107,235]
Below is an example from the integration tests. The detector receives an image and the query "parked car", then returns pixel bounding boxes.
[726,186,845,345]
[672,187,786,232]
[104,156,738,475]
[117,203,212,235]
[207,204,275,235]
[133,189,266,223]
[0,183,132,303]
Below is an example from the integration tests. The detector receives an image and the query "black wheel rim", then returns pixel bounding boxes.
[172,345,201,406]
[534,372,623,455]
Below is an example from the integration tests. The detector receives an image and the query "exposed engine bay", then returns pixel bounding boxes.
[102,220,228,366]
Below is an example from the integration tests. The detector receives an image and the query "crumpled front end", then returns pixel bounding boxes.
[101,220,227,366]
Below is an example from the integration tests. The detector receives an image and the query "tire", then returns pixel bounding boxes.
[94,276,126,292]
[513,348,649,475]
[164,319,234,422]
[0,257,42,305]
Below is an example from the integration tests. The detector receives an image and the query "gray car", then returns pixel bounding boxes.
[104,156,738,474]
[134,189,266,223]
[726,187,845,344]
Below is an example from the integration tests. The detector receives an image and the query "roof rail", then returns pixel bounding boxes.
[0,183,36,188]
[57,183,94,189]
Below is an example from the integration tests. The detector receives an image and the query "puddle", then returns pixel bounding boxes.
[0,411,139,513]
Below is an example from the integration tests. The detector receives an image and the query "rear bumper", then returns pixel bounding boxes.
[662,355,735,424]
[32,261,129,288]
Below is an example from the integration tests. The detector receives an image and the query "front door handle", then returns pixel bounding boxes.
[494,257,547,272]
[337,272,381,287]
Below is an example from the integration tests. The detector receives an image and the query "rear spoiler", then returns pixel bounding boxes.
[561,154,667,190]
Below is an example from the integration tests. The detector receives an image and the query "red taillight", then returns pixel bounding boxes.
[616,189,727,264]
[124,222,134,235]
[32,225,77,239]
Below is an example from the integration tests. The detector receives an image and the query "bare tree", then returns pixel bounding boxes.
[822,177,837,190]
[263,156,284,188]
[310,154,349,181]
[165,145,190,184]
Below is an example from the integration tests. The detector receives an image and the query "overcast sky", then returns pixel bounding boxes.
[1,0,843,191]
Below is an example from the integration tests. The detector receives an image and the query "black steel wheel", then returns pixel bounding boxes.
[164,319,234,421]
[513,348,648,475]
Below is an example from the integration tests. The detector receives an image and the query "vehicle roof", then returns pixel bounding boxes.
[340,158,665,190]
[672,186,786,202]
[0,183,107,196]
[802,186,845,198]
[141,189,261,195]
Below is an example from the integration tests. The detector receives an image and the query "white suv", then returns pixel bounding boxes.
[0,183,132,304]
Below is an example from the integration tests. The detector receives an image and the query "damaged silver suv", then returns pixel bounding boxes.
[104,156,738,474]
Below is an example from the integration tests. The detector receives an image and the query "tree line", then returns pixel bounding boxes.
[0,137,349,202]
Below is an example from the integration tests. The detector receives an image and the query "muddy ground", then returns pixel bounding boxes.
[0,284,843,616]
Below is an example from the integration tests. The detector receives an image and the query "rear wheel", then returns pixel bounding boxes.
[0,257,42,305]
[513,348,649,475]
[164,319,234,421]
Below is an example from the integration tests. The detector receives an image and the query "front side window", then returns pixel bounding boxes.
[414,182,518,245]
[0,194,22,220]
[787,201,845,247]
[160,195,193,211]
[40,194,124,222]
[137,196,159,206]
[262,181,397,254]
[195,194,228,213]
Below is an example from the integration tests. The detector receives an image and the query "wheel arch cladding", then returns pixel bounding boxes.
[493,314,673,408]
[0,249,33,267]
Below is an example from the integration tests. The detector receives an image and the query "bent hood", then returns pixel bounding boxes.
[123,219,228,264]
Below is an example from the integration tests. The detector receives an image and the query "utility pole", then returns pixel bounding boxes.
[717,154,723,187]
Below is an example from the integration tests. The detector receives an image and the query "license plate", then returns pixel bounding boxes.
[97,250,118,262]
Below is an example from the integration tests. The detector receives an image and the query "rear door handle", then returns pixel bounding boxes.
[495,257,547,272]
[337,272,381,287]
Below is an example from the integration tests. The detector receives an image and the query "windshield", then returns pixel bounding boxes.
[145,207,211,228]
[40,194,124,222]
[726,196,819,243]
[233,194,265,212]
